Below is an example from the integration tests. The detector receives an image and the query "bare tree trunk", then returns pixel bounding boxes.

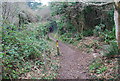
[114,1,120,49]
[114,1,120,79]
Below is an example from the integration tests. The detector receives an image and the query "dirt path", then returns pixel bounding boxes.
[49,34,93,79]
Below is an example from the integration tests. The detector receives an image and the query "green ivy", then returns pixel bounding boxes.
[2,23,50,79]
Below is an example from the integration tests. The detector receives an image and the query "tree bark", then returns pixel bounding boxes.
[114,1,120,79]
[114,1,120,49]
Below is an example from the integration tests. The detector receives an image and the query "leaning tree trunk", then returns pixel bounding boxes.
[114,1,120,49]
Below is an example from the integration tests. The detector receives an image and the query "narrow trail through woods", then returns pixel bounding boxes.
[49,33,93,79]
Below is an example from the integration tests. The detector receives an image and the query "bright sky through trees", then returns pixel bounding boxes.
[35,0,50,6]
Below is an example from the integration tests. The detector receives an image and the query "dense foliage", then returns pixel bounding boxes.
[50,2,115,44]
[1,23,52,79]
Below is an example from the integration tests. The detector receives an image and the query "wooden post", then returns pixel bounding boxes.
[56,40,60,55]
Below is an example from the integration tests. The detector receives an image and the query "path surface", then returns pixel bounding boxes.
[49,34,93,79]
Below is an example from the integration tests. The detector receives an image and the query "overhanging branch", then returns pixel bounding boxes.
[80,0,114,6]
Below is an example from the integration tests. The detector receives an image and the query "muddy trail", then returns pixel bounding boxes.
[48,33,93,79]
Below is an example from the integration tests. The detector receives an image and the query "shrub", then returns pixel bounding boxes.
[2,23,50,79]
[93,24,116,43]
[81,29,93,37]
[103,42,119,57]
[102,28,116,43]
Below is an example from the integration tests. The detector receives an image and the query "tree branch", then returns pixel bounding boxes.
[80,0,114,6]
